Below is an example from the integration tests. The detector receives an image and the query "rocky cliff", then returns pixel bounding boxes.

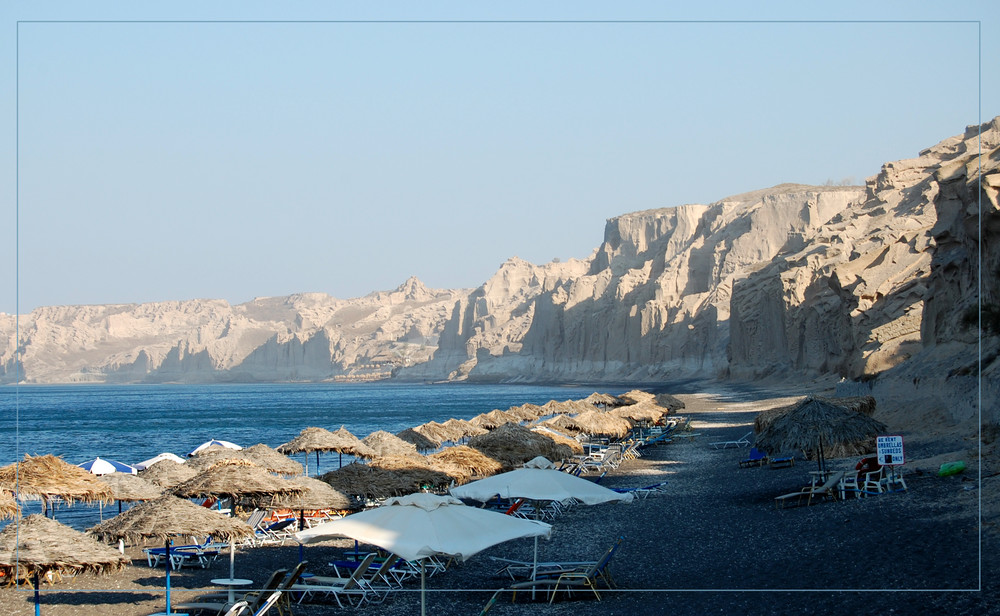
[0,278,467,383]
[3,119,998,402]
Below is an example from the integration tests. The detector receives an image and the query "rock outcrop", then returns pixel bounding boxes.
[3,118,997,402]
[0,278,467,383]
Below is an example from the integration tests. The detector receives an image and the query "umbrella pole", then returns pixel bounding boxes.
[339,452,343,468]
[33,572,40,616]
[421,560,426,616]
[304,453,309,477]
[230,540,236,581]
[165,540,172,615]
[298,510,306,562]
[316,451,320,475]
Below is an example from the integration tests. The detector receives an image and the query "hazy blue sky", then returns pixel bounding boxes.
[2,2,997,313]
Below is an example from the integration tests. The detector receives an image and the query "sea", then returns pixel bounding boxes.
[0,381,664,531]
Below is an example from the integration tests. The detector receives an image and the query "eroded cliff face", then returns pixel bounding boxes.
[0,278,467,383]
[4,119,997,391]
[404,184,864,382]
[407,118,999,388]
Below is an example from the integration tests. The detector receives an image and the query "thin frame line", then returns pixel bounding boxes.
[11,17,985,598]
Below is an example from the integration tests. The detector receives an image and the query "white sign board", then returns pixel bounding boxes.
[876,435,905,466]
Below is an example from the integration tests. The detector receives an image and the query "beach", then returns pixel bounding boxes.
[1,387,995,616]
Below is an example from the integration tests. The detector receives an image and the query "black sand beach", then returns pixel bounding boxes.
[1,389,995,616]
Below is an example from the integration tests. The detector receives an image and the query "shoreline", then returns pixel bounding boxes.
[1,388,994,615]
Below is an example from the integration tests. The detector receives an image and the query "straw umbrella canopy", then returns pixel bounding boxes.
[530,426,585,455]
[97,474,163,518]
[0,490,20,520]
[172,460,305,504]
[320,462,429,500]
[440,418,488,440]
[584,392,621,408]
[427,446,503,483]
[1,514,129,613]
[189,444,303,477]
[252,476,355,513]
[368,455,453,492]
[561,410,634,439]
[278,426,373,474]
[0,454,113,517]
[0,514,129,581]
[396,428,441,452]
[754,396,877,433]
[362,430,420,459]
[468,423,575,470]
[470,409,520,430]
[619,390,657,405]
[754,397,888,473]
[413,421,454,445]
[88,494,254,616]
[611,403,666,423]
[138,459,197,489]
[503,405,541,422]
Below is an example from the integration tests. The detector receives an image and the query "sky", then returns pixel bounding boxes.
[2,2,997,314]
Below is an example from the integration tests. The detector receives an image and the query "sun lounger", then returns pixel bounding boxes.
[174,566,288,615]
[738,447,768,468]
[611,480,668,499]
[509,536,623,603]
[768,455,795,469]
[774,471,845,509]
[709,431,753,449]
[293,553,376,607]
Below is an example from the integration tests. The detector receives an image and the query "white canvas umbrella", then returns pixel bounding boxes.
[78,457,138,476]
[188,439,242,457]
[134,453,186,471]
[448,456,632,590]
[296,493,550,615]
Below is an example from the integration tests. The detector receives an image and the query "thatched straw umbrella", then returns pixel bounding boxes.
[278,426,369,474]
[396,428,441,452]
[368,455,454,492]
[253,476,355,513]
[0,514,129,613]
[138,459,197,489]
[173,459,307,571]
[0,490,19,520]
[561,410,634,439]
[440,418,488,440]
[319,463,429,500]
[754,397,888,473]
[172,459,304,504]
[413,421,455,445]
[654,392,685,411]
[537,414,582,435]
[611,403,666,424]
[531,426,585,455]
[96,473,164,519]
[753,395,878,434]
[503,405,541,422]
[428,445,503,484]
[619,390,657,405]
[362,430,420,458]
[0,454,113,518]
[470,409,520,430]
[468,423,575,470]
[88,494,253,615]
[243,443,304,476]
[583,392,620,407]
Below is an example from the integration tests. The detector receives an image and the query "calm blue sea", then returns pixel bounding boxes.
[0,381,635,530]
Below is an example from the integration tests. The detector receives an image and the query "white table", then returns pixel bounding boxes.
[211,577,253,604]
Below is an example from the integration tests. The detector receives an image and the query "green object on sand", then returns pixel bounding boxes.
[938,461,966,476]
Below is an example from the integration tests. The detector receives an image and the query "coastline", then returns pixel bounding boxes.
[1,387,993,615]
